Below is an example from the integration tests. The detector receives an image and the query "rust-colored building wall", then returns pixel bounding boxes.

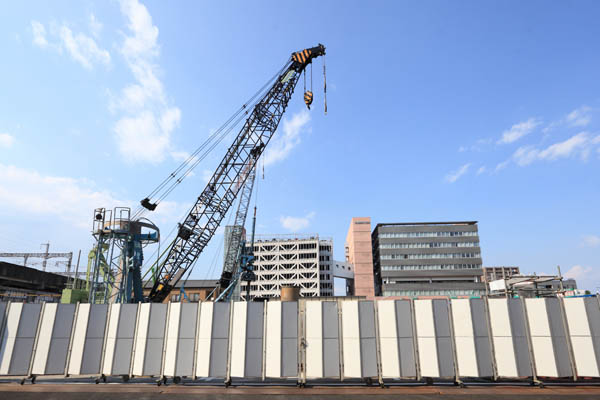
[345,217,375,298]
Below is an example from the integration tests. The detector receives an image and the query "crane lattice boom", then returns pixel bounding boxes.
[148,44,326,302]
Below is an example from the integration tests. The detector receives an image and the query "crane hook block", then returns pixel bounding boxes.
[141,197,157,211]
[304,91,313,110]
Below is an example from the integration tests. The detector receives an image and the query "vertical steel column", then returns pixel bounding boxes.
[558,297,578,381]
[520,297,540,385]
[159,302,172,382]
[483,296,499,381]
[225,300,235,385]
[337,299,345,381]
[410,298,421,381]
[64,302,81,377]
[27,302,47,380]
[447,299,462,386]
[261,301,268,381]
[129,302,143,378]
[372,300,384,387]
[98,304,114,380]
[298,300,306,385]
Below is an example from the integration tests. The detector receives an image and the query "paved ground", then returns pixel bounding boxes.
[2,384,600,400]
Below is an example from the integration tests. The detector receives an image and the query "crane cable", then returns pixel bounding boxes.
[132,60,292,220]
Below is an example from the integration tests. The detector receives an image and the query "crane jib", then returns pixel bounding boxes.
[147,44,326,302]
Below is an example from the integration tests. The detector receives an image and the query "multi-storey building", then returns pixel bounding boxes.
[372,221,485,297]
[239,234,336,299]
[345,217,376,297]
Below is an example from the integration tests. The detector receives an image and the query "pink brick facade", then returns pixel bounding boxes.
[345,217,375,298]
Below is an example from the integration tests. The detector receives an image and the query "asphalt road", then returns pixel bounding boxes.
[2,384,600,400]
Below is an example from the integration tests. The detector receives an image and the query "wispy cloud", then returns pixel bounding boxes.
[512,132,598,166]
[263,110,311,166]
[444,163,471,183]
[59,25,110,69]
[564,265,597,285]
[0,133,15,148]
[566,106,592,127]
[31,20,110,70]
[0,163,186,231]
[497,118,541,144]
[476,166,486,175]
[89,13,103,38]
[582,235,600,248]
[280,211,315,232]
[31,20,48,48]
[113,0,181,164]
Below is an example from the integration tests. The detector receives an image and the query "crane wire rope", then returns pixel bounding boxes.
[131,60,292,220]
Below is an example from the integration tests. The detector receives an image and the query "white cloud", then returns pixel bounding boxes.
[0,133,15,148]
[280,211,315,232]
[444,163,470,183]
[263,110,311,166]
[564,265,593,281]
[476,166,486,175]
[59,25,110,69]
[494,159,510,172]
[497,118,541,144]
[31,20,48,47]
[0,163,122,229]
[0,163,186,234]
[582,235,600,248]
[113,0,181,163]
[89,14,103,38]
[566,106,592,127]
[512,132,595,166]
[30,20,110,69]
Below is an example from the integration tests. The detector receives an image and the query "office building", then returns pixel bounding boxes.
[372,221,485,297]
[240,234,339,299]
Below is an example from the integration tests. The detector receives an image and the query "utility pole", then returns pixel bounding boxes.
[41,242,50,271]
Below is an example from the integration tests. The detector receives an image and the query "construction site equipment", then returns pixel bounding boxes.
[86,44,326,303]
[87,207,159,303]
[144,44,326,303]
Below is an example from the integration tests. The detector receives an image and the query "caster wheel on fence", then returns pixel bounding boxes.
[20,379,25,385]
[31,376,36,385]
[173,376,182,385]
[425,377,434,385]
[95,379,100,384]
[156,379,162,386]
[365,377,373,386]
[538,383,545,389]
[122,375,130,383]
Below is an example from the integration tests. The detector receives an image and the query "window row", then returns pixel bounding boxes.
[378,231,478,239]
[381,263,481,271]
[378,241,479,249]
[382,288,486,297]
[380,252,481,260]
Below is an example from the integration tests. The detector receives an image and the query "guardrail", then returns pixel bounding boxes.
[0,297,599,385]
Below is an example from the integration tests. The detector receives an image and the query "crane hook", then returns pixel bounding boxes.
[304,90,313,110]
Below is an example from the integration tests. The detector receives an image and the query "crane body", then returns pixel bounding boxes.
[146,44,326,302]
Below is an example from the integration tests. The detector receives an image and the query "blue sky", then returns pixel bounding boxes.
[0,1,599,291]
